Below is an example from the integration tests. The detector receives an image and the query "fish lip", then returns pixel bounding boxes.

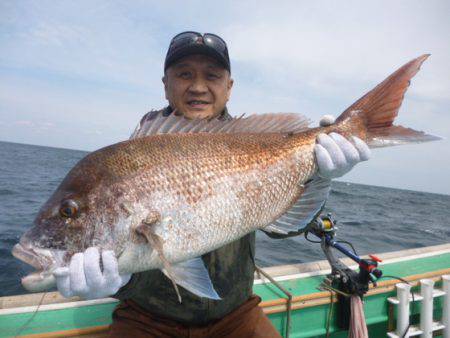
[21,271,56,292]
[13,244,64,292]
[12,243,53,271]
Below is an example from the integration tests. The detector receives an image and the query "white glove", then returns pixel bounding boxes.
[53,247,131,300]
[314,115,370,179]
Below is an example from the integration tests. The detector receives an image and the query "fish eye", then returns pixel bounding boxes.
[59,199,79,218]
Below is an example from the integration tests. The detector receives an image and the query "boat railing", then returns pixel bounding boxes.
[1,243,449,338]
[387,275,449,338]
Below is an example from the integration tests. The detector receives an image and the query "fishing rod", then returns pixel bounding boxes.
[262,212,387,334]
[306,214,383,330]
[307,214,383,288]
[262,212,384,292]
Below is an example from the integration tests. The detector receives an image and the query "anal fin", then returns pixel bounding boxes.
[136,213,220,302]
[164,258,221,301]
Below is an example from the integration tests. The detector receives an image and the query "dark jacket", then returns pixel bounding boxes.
[114,107,256,325]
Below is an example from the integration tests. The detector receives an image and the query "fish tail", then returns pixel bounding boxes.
[335,54,441,148]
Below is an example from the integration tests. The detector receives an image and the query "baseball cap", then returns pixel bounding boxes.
[164,31,231,72]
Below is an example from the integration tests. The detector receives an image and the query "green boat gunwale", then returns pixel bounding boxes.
[1,243,449,338]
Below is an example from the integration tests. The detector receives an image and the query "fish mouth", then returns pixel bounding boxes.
[12,243,53,271]
[12,243,63,292]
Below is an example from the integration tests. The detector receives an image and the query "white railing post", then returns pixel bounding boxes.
[396,283,411,337]
[388,275,449,338]
[420,279,434,338]
[443,275,450,338]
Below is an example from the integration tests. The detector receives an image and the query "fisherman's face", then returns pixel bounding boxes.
[163,54,233,119]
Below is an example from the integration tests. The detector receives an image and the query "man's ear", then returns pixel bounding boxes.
[226,77,234,101]
[228,77,234,90]
[162,75,169,100]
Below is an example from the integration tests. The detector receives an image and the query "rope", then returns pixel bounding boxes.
[325,290,335,337]
[14,292,47,337]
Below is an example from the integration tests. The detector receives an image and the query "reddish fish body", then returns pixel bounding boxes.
[12,55,439,296]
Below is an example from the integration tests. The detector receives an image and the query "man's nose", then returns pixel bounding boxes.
[188,78,208,94]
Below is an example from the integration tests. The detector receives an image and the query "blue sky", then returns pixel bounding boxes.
[1,1,449,194]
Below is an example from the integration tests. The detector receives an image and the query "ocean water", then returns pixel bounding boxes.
[1,140,449,297]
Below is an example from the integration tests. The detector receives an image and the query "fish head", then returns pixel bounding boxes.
[12,150,130,292]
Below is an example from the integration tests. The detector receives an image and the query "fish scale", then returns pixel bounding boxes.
[113,132,315,270]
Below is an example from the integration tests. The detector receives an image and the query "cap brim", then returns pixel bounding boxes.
[165,44,230,72]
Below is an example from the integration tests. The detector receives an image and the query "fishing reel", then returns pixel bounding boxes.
[308,214,384,329]
[308,214,383,290]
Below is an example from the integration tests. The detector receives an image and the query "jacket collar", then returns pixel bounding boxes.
[164,106,231,121]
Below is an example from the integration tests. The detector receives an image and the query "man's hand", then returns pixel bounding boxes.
[53,247,131,300]
[314,115,370,179]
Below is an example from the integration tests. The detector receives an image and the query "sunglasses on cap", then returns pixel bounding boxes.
[169,31,228,54]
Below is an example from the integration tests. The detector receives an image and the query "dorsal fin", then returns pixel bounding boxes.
[132,110,310,138]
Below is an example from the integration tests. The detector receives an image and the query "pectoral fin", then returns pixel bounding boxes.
[163,258,221,300]
[262,176,331,238]
[136,215,183,303]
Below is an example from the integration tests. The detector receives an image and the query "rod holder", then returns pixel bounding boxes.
[396,283,412,337]
[419,279,434,338]
[387,276,448,338]
[443,275,449,338]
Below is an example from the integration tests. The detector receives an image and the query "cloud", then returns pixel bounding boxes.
[41,122,55,128]
[223,2,450,102]
[0,0,449,194]
[14,120,34,126]
[9,120,58,132]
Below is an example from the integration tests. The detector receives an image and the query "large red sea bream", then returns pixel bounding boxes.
[12,55,440,300]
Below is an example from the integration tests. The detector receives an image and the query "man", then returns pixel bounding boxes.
[54,31,370,337]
